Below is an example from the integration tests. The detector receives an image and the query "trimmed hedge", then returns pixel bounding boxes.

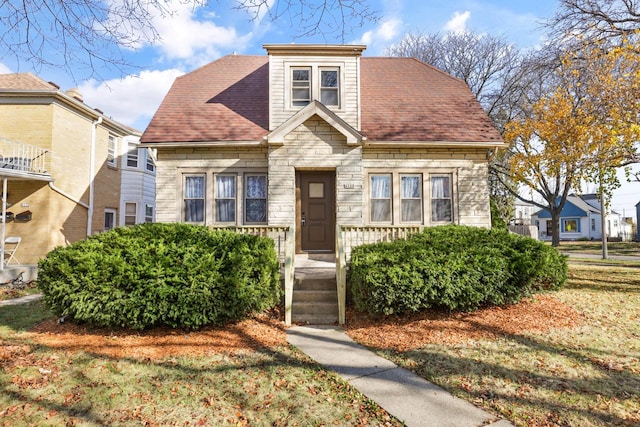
[349,225,567,315]
[37,223,281,329]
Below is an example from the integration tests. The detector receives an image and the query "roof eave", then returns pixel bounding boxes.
[363,140,505,149]
[138,140,266,148]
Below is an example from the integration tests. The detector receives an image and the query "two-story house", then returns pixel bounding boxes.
[0,73,154,268]
[142,45,503,253]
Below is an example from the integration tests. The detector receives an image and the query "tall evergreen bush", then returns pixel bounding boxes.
[38,223,281,329]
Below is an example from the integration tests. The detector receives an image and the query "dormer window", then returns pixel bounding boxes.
[320,68,339,106]
[292,67,311,106]
[288,65,341,109]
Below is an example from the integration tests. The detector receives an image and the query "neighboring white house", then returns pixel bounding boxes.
[512,200,537,225]
[118,136,156,227]
[532,194,626,241]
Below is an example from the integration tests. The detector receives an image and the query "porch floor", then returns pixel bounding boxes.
[294,253,335,279]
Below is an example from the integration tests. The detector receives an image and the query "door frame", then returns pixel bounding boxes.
[295,170,336,253]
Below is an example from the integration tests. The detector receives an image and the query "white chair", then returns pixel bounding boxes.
[4,236,21,265]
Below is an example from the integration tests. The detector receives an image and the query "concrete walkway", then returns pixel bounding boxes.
[0,293,42,306]
[287,325,512,427]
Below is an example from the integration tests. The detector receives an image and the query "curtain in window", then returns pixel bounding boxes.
[184,176,205,222]
[370,175,391,222]
[215,175,236,222]
[245,175,267,223]
[401,175,421,222]
[431,175,452,222]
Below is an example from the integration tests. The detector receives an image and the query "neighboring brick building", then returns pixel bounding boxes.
[0,73,151,265]
[142,45,503,251]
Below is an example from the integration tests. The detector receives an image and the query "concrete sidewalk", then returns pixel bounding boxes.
[287,325,513,427]
[0,293,42,306]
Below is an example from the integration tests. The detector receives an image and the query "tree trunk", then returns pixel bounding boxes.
[551,212,561,247]
[599,187,608,259]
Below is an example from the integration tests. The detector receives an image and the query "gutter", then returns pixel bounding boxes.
[48,182,89,209]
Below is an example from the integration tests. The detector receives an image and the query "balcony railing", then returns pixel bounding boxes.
[0,138,50,176]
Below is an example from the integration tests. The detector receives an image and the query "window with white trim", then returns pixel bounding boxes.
[183,175,205,223]
[245,174,267,223]
[400,174,422,222]
[145,204,154,223]
[215,174,236,223]
[431,174,452,222]
[292,67,311,107]
[320,68,339,106]
[145,148,156,173]
[104,208,116,231]
[370,174,392,223]
[125,202,137,226]
[127,142,138,168]
[107,135,117,166]
[562,218,579,233]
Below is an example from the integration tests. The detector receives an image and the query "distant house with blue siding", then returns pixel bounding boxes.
[532,194,626,241]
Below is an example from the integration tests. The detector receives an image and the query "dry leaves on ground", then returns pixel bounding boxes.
[344,294,582,351]
[22,294,581,359]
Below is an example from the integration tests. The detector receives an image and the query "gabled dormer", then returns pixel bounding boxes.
[263,44,366,132]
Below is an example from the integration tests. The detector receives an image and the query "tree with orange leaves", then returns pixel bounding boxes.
[501,38,640,248]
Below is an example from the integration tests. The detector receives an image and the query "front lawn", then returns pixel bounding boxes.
[0,304,400,426]
[558,240,640,256]
[346,260,640,426]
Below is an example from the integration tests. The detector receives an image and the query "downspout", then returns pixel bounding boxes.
[1,178,7,270]
[87,116,102,237]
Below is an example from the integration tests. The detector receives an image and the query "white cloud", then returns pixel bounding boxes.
[444,10,471,33]
[353,17,402,52]
[78,68,185,131]
[107,0,253,66]
[0,63,11,74]
[153,4,250,63]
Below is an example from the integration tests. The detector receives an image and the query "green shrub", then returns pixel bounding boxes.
[37,223,281,329]
[350,225,567,315]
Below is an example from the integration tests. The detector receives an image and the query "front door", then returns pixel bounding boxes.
[297,171,335,252]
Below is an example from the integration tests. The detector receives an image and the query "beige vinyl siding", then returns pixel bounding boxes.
[362,147,491,227]
[154,147,269,224]
[268,116,363,226]
[268,55,360,131]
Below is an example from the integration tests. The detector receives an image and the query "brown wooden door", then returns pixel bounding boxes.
[298,171,335,252]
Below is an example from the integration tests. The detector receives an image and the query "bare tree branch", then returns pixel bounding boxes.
[0,0,379,80]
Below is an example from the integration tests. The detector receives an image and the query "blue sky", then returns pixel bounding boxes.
[1,0,638,214]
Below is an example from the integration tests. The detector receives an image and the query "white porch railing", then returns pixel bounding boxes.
[335,225,424,324]
[0,138,50,175]
[209,225,295,325]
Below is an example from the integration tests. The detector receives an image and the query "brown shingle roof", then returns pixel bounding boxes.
[0,73,58,90]
[360,57,502,142]
[141,54,502,144]
[141,55,269,143]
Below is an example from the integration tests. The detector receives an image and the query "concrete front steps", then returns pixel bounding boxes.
[291,253,338,324]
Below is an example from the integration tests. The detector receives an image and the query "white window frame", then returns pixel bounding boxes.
[369,174,393,224]
[126,142,139,168]
[182,174,206,223]
[430,174,454,224]
[107,135,117,166]
[124,202,137,226]
[319,67,340,107]
[366,170,456,226]
[244,173,268,224]
[104,208,116,231]
[145,148,156,173]
[145,204,154,223]
[285,62,345,110]
[291,67,311,107]
[214,173,237,224]
[400,173,423,223]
